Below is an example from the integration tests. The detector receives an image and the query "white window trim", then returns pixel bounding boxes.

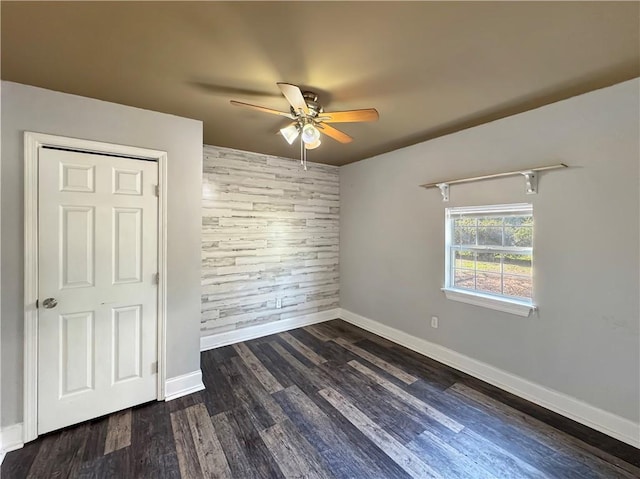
[444,203,536,317]
[446,203,533,216]
[442,287,536,317]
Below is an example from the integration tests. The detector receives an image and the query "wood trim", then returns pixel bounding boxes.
[442,288,535,317]
[339,308,640,448]
[23,134,39,443]
[157,152,168,400]
[164,370,205,401]
[23,132,169,443]
[0,423,25,464]
[200,308,340,351]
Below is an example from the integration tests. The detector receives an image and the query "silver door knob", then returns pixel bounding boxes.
[42,298,58,309]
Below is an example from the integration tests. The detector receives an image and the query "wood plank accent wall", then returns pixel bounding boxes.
[201,145,340,336]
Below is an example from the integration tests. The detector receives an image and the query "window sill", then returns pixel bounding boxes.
[442,288,536,317]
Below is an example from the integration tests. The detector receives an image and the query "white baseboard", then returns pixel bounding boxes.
[1,423,25,464]
[200,308,340,351]
[165,370,205,401]
[339,308,640,448]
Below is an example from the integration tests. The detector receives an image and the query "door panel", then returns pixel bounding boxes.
[60,206,95,289]
[38,147,158,435]
[113,208,142,284]
[59,311,94,397]
[113,168,143,195]
[112,304,143,383]
[60,162,95,192]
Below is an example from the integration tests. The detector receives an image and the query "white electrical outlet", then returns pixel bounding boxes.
[276,298,282,309]
[431,316,439,328]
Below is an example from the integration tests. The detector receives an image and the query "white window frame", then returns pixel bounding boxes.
[443,203,536,317]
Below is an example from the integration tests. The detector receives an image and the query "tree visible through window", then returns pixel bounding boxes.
[445,204,533,302]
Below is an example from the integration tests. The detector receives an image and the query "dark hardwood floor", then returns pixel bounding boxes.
[3,319,639,478]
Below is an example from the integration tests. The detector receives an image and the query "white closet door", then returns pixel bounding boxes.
[37,147,158,434]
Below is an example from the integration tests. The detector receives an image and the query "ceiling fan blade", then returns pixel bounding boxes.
[318,108,379,123]
[317,123,353,144]
[230,100,294,119]
[277,82,310,115]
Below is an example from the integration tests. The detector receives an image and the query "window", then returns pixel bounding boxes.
[443,203,536,316]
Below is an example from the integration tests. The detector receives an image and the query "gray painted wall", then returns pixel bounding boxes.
[201,145,339,335]
[340,79,640,422]
[1,81,203,427]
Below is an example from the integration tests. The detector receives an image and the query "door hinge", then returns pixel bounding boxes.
[151,361,158,374]
[154,185,159,197]
[154,272,159,284]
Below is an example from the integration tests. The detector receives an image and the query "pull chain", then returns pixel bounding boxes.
[300,136,304,166]
[300,137,308,170]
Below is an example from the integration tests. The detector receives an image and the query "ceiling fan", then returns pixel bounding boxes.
[231,82,379,169]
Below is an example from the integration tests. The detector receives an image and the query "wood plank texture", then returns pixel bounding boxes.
[448,382,640,478]
[170,409,203,479]
[406,429,504,479]
[201,146,340,334]
[233,342,284,394]
[103,409,132,454]
[319,386,442,478]
[186,404,232,478]
[304,323,334,342]
[334,336,419,384]
[348,359,464,432]
[259,421,334,479]
[280,331,328,365]
[3,319,638,479]
[273,385,409,478]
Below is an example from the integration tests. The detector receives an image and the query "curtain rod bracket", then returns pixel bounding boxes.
[521,170,537,195]
[436,183,450,202]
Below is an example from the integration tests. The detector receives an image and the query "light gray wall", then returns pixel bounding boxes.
[1,81,203,427]
[0,82,3,433]
[201,145,339,335]
[340,79,640,422]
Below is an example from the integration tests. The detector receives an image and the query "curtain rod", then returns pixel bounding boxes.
[420,163,568,201]
[420,163,567,189]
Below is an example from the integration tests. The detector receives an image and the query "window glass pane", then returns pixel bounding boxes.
[454,250,475,270]
[476,252,501,272]
[454,227,476,245]
[476,272,502,295]
[503,275,532,299]
[454,269,475,289]
[477,217,502,227]
[446,204,533,302]
[477,226,502,246]
[504,226,532,247]
[454,217,476,228]
[503,254,531,276]
[504,215,532,227]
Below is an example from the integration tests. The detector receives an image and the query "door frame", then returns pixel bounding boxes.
[23,132,168,443]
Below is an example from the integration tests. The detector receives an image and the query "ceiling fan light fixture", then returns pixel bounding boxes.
[231,82,378,165]
[301,123,320,144]
[280,124,300,145]
[304,138,321,150]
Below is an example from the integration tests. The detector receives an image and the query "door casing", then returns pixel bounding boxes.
[23,132,168,443]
